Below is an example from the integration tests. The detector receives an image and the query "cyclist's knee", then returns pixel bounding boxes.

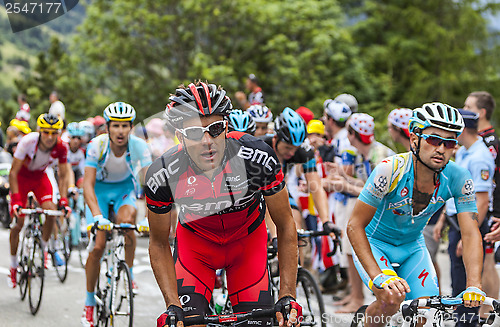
[10,222,23,234]
[91,243,106,257]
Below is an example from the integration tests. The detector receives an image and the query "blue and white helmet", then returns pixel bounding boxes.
[227,109,256,134]
[79,120,95,139]
[275,107,307,146]
[248,104,273,123]
[103,102,136,122]
[409,102,464,136]
[67,122,84,137]
[323,99,352,122]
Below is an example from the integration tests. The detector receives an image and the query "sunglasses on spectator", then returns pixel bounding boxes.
[177,121,226,141]
[71,136,81,140]
[418,133,458,149]
[40,129,59,136]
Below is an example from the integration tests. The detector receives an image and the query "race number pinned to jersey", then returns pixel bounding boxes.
[481,169,490,181]
[461,179,474,196]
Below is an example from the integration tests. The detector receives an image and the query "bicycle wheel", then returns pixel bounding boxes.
[351,305,368,327]
[18,233,30,301]
[110,261,133,327]
[78,213,89,268]
[296,268,325,327]
[95,262,109,327]
[51,219,69,283]
[28,237,45,315]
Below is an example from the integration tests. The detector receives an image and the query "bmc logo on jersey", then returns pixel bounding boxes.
[147,158,180,193]
[237,146,277,172]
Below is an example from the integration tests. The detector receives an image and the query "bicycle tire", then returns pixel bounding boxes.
[28,237,45,315]
[78,213,89,268]
[18,233,30,301]
[296,268,325,327]
[350,305,368,327]
[0,202,10,228]
[52,218,69,283]
[110,261,134,327]
[95,264,109,327]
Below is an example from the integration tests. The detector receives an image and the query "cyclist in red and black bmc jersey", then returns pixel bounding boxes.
[8,113,71,288]
[146,82,301,327]
[262,107,336,236]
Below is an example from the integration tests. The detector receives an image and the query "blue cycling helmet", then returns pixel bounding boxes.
[275,107,307,146]
[227,109,256,135]
[67,122,84,137]
[409,102,464,136]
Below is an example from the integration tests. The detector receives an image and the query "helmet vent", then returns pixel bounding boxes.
[425,105,434,117]
[416,112,426,121]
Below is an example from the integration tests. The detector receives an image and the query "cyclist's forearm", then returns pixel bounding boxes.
[310,185,329,224]
[276,221,298,299]
[347,202,380,279]
[458,212,483,288]
[58,164,70,198]
[348,225,380,279]
[149,240,182,308]
[9,171,19,195]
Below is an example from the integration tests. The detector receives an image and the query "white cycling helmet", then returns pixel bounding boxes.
[409,102,464,136]
[248,104,273,123]
[324,100,352,122]
[334,93,358,112]
[103,102,136,122]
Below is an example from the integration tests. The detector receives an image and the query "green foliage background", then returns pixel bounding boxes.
[1,0,500,146]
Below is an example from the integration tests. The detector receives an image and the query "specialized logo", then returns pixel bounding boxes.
[461,179,474,196]
[147,158,180,193]
[401,187,409,197]
[418,269,429,287]
[237,146,277,172]
[481,169,490,181]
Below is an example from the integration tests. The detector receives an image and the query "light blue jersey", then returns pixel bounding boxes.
[359,152,477,246]
[353,152,477,299]
[85,133,152,225]
[85,134,152,193]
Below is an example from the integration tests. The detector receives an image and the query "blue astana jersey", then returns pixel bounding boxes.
[358,152,477,246]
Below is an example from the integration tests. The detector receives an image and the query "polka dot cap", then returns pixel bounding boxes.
[349,113,375,144]
[388,108,413,130]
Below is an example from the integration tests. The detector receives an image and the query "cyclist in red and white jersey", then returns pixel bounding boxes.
[146,82,301,327]
[8,113,71,288]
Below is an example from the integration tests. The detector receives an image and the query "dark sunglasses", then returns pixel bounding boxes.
[178,120,226,141]
[71,136,81,140]
[419,133,458,149]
